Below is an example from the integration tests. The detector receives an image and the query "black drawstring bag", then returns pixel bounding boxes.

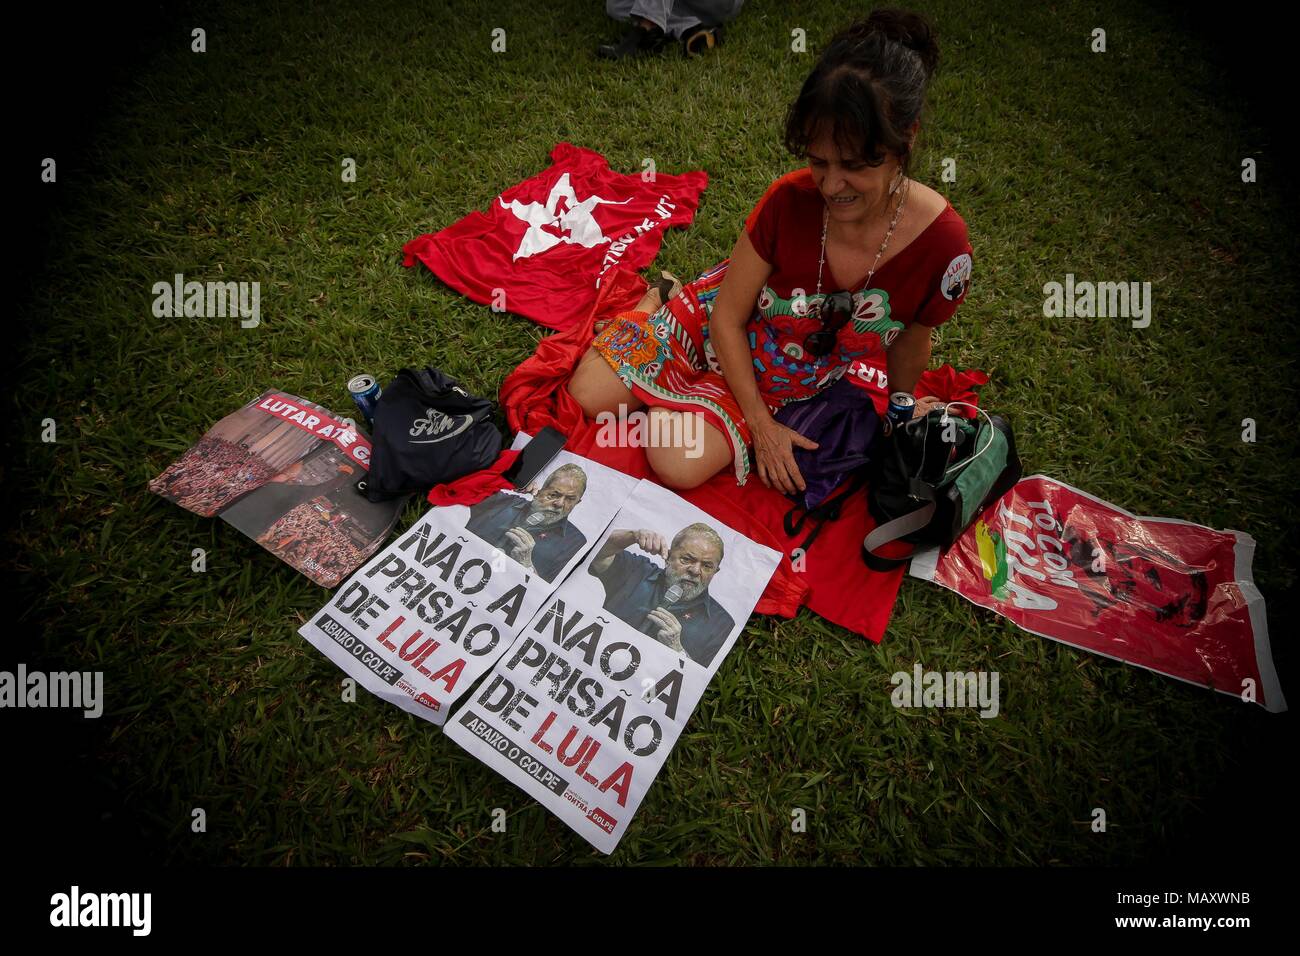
[862,406,1022,570]
[361,367,503,502]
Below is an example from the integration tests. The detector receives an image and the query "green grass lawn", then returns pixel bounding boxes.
[9,0,1296,865]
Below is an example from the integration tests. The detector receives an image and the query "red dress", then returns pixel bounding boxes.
[593,167,973,484]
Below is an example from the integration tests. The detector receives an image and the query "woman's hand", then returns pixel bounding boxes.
[883,394,948,436]
[915,395,946,417]
[750,414,819,494]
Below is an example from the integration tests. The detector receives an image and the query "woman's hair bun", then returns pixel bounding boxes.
[839,8,940,79]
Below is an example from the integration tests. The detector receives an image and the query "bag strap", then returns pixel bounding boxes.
[782,471,868,555]
[861,500,937,571]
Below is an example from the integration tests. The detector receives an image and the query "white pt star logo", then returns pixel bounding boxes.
[498,172,630,261]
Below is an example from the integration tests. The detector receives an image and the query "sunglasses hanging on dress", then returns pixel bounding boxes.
[805,178,910,358]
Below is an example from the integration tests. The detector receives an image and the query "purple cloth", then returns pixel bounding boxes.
[774,376,879,511]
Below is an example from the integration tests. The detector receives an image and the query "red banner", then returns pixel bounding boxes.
[910,475,1286,712]
[255,392,372,469]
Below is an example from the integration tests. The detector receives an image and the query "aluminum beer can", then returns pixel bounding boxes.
[347,374,382,426]
[887,391,916,423]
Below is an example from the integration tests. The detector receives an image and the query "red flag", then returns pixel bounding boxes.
[403,143,708,332]
[911,475,1286,712]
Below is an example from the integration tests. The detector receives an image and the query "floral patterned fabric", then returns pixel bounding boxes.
[593,259,903,484]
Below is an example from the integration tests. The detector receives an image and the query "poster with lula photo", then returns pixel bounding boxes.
[445,479,782,853]
[571,481,783,675]
[296,448,637,726]
[464,447,639,585]
[504,434,775,671]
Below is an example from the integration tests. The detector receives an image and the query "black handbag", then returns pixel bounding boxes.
[862,406,1022,570]
[362,366,503,502]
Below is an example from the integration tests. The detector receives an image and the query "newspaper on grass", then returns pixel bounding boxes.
[149,390,404,588]
[444,479,782,853]
[298,449,638,724]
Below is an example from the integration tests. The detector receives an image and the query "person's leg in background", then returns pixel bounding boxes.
[599,0,670,59]
[599,1,744,59]
[663,0,744,55]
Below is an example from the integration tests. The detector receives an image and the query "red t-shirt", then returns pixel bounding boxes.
[725,168,972,404]
[402,142,709,332]
[744,167,973,328]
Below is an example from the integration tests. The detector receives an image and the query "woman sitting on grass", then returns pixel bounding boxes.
[569,8,973,494]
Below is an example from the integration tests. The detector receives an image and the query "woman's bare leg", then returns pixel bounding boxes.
[569,347,646,419]
[643,408,735,489]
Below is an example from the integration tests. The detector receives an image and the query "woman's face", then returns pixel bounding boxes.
[806,126,903,226]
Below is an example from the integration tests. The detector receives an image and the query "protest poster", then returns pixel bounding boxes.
[149,390,405,587]
[297,451,639,725]
[909,475,1286,712]
[444,479,782,853]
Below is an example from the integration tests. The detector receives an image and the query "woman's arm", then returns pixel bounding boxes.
[887,321,950,424]
[710,231,819,493]
[710,231,775,424]
[885,321,933,396]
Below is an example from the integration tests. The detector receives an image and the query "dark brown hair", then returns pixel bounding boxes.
[783,9,940,174]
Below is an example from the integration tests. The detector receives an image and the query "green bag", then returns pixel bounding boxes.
[862,405,1023,571]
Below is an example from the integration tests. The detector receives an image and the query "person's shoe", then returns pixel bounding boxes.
[681,23,724,57]
[654,270,683,306]
[597,22,668,60]
[641,271,683,312]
